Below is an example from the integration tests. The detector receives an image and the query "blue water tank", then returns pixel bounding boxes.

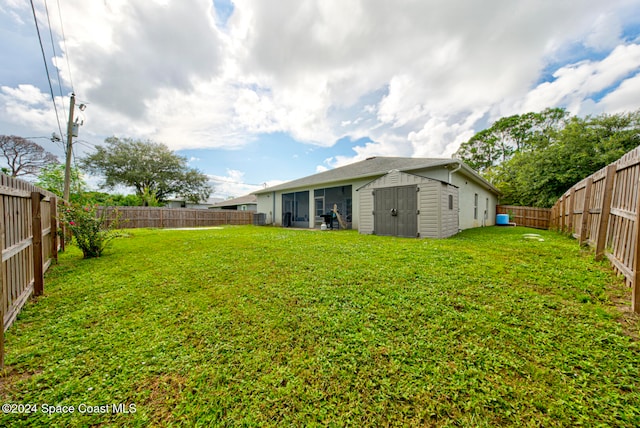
[496,214,509,225]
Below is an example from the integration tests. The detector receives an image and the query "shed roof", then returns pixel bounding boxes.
[254,156,499,194]
[356,170,459,191]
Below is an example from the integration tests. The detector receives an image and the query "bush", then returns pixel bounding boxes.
[59,204,122,258]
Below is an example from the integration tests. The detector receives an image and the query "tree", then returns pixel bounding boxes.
[35,163,86,198]
[81,137,212,205]
[77,191,144,206]
[0,135,59,177]
[455,108,569,173]
[486,110,640,207]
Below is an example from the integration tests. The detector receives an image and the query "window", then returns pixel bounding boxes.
[474,193,478,220]
[448,194,453,210]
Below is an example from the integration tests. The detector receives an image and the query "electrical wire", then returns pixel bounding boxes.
[208,176,265,187]
[55,0,74,93]
[43,0,66,120]
[29,0,66,144]
[73,140,97,150]
[208,176,267,188]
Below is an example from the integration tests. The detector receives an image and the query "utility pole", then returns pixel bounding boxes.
[63,93,75,201]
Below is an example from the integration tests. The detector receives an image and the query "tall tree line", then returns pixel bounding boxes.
[455,109,640,207]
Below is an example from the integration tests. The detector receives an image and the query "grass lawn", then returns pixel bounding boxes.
[1,225,639,426]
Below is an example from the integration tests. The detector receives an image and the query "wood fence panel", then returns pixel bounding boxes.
[98,206,254,229]
[496,205,550,229]
[587,172,607,247]
[550,145,640,312]
[571,183,587,240]
[0,175,59,368]
[0,193,4,369]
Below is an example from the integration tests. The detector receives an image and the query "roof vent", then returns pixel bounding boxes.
[366,156,376,160]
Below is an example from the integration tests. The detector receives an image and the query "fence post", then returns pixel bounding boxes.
[632,175,640,313]
[31,192,44,296]
[595,164,617,261]
[59,200,66,252]
[579,178,593,245]
[559,196,566,233]
[568,188,576,235]
[50,196,58,263]
[0,192,4,369]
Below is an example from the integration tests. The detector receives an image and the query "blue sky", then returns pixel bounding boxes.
[1,0,639,199]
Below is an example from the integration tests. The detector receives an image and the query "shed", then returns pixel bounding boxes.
[358,170,459,238]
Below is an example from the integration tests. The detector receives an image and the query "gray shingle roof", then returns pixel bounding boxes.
[211,194,257,208]
[254,156,460,194]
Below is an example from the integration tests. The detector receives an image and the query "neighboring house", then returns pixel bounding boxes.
[209,194,258,211]
[254,156,500,238]
[165,197,223,209]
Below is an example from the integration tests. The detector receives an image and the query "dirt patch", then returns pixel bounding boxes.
[0,367,42,400]
[137,373,189,423]
[612,296,640,341]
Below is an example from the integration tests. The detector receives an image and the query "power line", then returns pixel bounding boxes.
[29,0,66,144]
[43,0,67,120]
[24,135,64,151]
[55,0,74,92]
[208,176,264,187]
[73,139,97,150]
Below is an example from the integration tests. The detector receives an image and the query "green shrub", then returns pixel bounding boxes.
[59,204,121,258]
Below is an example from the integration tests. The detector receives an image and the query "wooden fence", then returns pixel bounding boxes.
[1,175,59,368]
[99,206,255,229]
[549,145,640,313]
[497,205,550,229]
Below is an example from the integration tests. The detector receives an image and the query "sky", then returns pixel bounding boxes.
[1,0,640,199]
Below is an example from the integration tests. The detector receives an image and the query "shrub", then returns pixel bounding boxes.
[59,204,122,258]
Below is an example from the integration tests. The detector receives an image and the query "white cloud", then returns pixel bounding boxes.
[0,85,65,142]
[519,44,640,115]
[208,169,264,199]
[595,72,640,113]
[585,13,623,51]
[1,0,639,174]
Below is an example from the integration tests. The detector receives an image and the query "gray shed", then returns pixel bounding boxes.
[358,170,459,238]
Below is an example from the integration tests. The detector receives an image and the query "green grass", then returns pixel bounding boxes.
[1,226,639,427]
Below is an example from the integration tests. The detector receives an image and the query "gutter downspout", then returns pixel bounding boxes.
[448,160,462,183]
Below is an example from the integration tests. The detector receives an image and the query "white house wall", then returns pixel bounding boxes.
[257,192,277,225]
[450,171,498,229]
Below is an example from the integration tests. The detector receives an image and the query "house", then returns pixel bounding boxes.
[209,194,258,211]
[165,197,223,209]
[254,156,500,238]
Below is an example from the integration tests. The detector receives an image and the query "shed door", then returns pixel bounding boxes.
[374,185,418,237]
